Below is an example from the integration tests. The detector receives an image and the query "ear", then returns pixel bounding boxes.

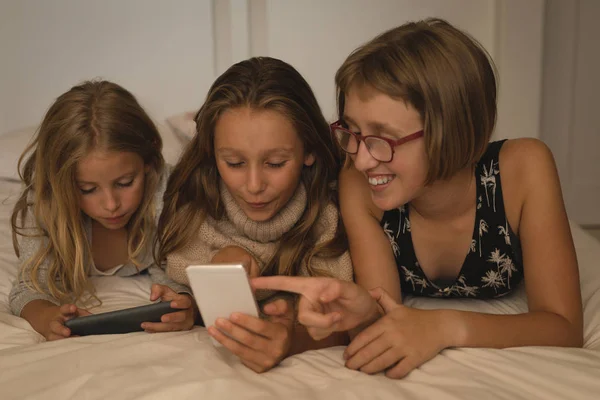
[304,153,315,167]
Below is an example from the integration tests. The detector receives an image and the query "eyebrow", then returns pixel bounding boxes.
[216,147,295,156]
[343,115,406,135]
[76,172,136,185]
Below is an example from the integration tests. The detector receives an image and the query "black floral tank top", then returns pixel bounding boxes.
[380,140,523,299]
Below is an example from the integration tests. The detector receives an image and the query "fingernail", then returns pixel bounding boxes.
[172,302,178,308]
[141,323,147,329]
[230,313,240,322]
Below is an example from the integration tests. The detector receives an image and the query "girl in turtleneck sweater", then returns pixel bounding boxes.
[156,57,353,373]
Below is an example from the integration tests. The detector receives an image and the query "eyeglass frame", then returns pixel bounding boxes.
[330,120,424,163]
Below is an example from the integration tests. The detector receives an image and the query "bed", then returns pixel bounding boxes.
[1,128,600,400]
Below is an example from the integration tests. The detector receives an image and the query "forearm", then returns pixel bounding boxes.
[9,280,59,317]
[448,309,583,349]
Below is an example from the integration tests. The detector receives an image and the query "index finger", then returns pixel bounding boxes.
[251,276,312,295]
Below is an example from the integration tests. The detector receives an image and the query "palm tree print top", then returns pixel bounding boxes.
[380,140,524,299]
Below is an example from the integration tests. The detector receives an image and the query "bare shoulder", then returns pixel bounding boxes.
[339,163,384,222]
[338,163,402,301]
[499,138,563,233]
[500,138,557,179]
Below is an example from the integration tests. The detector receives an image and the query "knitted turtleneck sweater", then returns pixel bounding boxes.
[166,183,353,292]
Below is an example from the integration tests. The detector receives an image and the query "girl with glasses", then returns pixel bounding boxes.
[253,18,582,379]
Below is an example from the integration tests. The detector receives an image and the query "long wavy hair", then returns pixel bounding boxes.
[11,80,164,303]
[157,57,346,277]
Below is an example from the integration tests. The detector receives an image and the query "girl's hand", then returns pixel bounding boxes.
[251,276,380,340]
[142,284,197,332]
[344,288,451,379]
[211,246,260,278]
[208,297,294,373]
[46,303,92,341]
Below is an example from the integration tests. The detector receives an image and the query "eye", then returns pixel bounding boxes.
[341,120,361,136]
[117,180,134,188]
[266,161,287,168]
[79,187,96,195]
[226,161,244,168]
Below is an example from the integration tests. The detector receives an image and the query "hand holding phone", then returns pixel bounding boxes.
[140,284,197,332]
[186,264,294,372]
[64,301,178,336]
[185,264,259,337]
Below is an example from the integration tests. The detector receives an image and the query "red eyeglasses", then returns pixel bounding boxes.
[330,120,423,163]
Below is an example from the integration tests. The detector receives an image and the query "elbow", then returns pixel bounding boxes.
[568,331,584,348]
[567,316,584,348]
[557,314,584,348]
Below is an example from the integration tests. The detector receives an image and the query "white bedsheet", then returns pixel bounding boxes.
[1,180,599,400]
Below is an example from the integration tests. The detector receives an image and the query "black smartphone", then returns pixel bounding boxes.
[65,301,178,336]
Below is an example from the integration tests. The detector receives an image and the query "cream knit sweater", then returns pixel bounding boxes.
[167,183,353,291]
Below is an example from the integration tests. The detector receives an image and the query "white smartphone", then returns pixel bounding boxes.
[186,263,259,346]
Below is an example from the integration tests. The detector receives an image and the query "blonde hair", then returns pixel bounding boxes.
[335,18,498,183]
[157,57,346,277]
[11,80,164,303]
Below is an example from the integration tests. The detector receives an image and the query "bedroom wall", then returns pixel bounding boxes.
[0,0,544,141]
[216,0,545,140]
[0,0,216,134]
[541,0,600,226]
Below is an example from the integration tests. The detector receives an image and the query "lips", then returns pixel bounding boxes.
[243,196,273,209]
[246,201,269,209]
[367,174,395,185]
[104,213,127,223]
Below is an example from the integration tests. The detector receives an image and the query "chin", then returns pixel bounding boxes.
[243,208,278,223]
[371,189,408,212]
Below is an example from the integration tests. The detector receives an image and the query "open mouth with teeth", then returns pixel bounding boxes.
[368,175,395,186]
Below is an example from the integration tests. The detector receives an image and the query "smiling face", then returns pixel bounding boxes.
[343,85,428,211]
[214,107,315,222]
[76,149,148,229]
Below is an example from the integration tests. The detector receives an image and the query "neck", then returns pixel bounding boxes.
[409,167,475,222]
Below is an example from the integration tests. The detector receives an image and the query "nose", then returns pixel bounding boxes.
[352,141,379,172]
[102,190,121,213]
[246,166,266,194]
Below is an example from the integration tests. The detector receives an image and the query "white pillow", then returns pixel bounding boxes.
[0,123,183,180]
[0,127,36,181]
[165,111,197,145]
[156,122,184,166]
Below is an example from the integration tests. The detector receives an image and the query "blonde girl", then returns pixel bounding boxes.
[10,80,196,340]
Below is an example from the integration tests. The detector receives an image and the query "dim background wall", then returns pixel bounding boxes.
[1,0,598,226]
